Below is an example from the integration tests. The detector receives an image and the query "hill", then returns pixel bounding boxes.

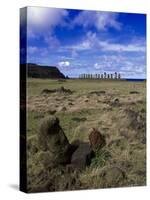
[21,63,66,79]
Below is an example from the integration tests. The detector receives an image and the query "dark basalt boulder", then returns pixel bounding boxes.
[38,115,71,166]
[71,142,94,169]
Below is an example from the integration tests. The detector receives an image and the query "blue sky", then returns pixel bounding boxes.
[21,7,146,78]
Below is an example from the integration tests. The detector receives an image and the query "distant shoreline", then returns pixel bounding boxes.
[66,77,146,82]
[125,78,146,82]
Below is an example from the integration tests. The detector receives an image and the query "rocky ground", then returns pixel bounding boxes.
[26,78,146,192]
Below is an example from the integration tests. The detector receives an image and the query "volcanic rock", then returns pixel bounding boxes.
[38,115,71,166]
[71,142,94,169]
[89,128,106,151]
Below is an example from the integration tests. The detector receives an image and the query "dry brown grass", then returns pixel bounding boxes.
[27,79,146,192]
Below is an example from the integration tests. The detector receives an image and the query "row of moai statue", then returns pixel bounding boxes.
[79,72,121,79]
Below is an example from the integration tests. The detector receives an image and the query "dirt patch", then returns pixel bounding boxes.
[89,90,106,95]
[41,86,73,95]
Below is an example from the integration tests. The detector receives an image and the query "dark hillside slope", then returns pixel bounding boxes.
[21,63,66,79]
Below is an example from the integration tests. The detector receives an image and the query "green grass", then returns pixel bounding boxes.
[27,78,146,96]
[90,149,111,168]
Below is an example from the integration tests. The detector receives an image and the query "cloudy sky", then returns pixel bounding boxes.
[21,7,146,78]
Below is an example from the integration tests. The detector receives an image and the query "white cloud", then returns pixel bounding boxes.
[73,11,121,31]
[72,40,91,51]
[93,54,146,78]
[94,63,103,69]
[27,7,69,47]
[27,7,68,31]
[68,32,97,51]
[58,61,70,67]
[68,32,146,53]
[28,46,38,54]
[100,41,146,52]
[44,34,60,48]
[71,49,78,58]
[27,46,48,57]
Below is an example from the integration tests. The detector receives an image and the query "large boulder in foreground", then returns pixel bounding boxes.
[71,142,94,169]
[38,115,71,166]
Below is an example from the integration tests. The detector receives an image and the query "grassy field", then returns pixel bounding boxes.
[27,78,146,192]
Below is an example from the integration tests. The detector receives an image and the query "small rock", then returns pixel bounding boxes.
[41,89,56,94]
[89,91,106,95]
[47,109,56,115]
[100,166,126,187]
[130,91,139,94]
[68,102,74,106]
[58,106,67,112]
[114,98,119,103]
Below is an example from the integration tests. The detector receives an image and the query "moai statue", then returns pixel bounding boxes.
[104,72,107,79]
[98,74,100,79]
[110,74,113,79]
[114,72,117,79]
[118,73,121,79]
[95,74,98,79]
[101,74,103,79]
[107,74,110,79]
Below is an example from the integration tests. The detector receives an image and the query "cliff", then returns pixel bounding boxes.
[21,63,66,79]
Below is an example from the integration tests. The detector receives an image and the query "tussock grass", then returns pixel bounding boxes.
[27,78,146,192]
